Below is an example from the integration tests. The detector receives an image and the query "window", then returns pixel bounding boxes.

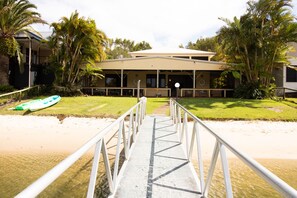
[105,74,127,87]
[286,67,297,82]
[146,74,166,88]
[26,49,38,64]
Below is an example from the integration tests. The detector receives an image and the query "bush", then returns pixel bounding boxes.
[234,83,276,99]
[50,86,83,97]
[0,85,15,94]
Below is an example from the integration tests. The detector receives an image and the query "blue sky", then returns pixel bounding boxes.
[31,0,297,48]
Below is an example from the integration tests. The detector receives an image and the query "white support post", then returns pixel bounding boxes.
[193,70,196,97]
[87,140,103,198]
[28,39,32,87]
[113,121,124,189]
[121,69,123,96]
[156,70,159,88]
[102,140,113,193]
[204,141,220,197]
[220,144,233,198]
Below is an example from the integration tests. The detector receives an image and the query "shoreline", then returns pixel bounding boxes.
[0,115,296,159]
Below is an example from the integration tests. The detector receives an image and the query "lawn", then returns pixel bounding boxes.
[1,96,297,121]
[178,98,297,121]
[0,96,169,118]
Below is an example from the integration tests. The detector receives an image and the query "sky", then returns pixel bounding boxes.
[31,0,297,48]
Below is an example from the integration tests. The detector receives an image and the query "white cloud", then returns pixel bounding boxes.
[31,0,297,48]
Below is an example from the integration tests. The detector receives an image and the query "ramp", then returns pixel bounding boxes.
[114,115,201,198]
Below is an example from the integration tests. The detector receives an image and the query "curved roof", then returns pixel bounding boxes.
[129,48,215,57]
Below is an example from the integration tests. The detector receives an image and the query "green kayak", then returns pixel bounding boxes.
[29,95,61,111]
[14,99,42,110]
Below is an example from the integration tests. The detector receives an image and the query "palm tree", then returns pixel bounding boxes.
[218,0,297,92]
[0,0,46,85]
[49,11,107,87]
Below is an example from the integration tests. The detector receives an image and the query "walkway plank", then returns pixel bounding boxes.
[114,115,201,198]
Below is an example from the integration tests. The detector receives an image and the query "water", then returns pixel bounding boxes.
[0,152,107,197]
[0,152,296,197]
[195,158,297,198]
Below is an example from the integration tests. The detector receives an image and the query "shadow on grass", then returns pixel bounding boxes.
[178,98,264,111]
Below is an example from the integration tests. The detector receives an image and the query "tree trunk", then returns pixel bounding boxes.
[0,54,9,85]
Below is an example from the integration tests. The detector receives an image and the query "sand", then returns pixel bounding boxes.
[191,120,297,159]
[0,115,296,159]
[0,115,115,153]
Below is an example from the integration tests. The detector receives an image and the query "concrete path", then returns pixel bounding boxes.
[115,115,201,198]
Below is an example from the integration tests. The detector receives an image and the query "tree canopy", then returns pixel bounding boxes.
[186,37,223,61]
[48,11,107,87]
[217,0,297,90]
[0,0,45,85]
[105,38,151,59]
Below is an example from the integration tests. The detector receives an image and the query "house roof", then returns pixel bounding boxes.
[96,56,226,71]
[15,31,44,41]
[129,48,215,57]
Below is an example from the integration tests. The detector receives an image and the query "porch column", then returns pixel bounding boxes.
[193,70,196,97]
[28,39,32,87]
[120,69,123,96]
[156,70,159,89]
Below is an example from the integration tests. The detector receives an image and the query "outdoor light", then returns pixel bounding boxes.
[175,82,180,99]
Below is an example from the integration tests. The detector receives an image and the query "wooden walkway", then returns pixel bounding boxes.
[115,115,201,198]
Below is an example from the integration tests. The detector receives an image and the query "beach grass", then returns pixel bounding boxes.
[177,98,297,121]
[0,96,169,118]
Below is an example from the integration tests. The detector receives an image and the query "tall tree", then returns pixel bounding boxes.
[186,37,223,61]
[105,38,151,59]
[0,0,46,85]
[49,11,107,87]
[218,0,297,90]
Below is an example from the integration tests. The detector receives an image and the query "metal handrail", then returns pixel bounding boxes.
[0,85,39,100]
[16,97,147,198]
[170,98,297,198]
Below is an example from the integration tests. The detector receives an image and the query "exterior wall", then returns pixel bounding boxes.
[283,43,297,91]
[91,70,232,97]
[283,66,297,91]
[195,72,210,89]
[97,57,226,71]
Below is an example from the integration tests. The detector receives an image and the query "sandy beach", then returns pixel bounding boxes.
[194,120,297,159]
[0,115,296,159]
[0,115,115,154]
[0,115,296,197]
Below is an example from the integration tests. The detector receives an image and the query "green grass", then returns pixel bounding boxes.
[0,96,169,118]
[1,96,297,121]
[178,98,297,121]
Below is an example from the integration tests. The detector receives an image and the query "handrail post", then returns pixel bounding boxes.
[87,140,103,198]
[220,143,233,198]
[204,141,220,197]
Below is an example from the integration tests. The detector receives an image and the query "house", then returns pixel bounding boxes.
[85,48,236,97]
[9,31,52,89]
[273,43,297,96]
[285,43,297,91]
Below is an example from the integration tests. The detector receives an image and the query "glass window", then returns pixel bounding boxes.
[286,67,297,82]
[146,74,165,88]
[25,49,38,64]
[105,74,127,87]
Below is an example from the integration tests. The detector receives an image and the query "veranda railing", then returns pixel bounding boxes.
[170,98,297,198]
[0,85,39,104]
[16,97,147,198]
